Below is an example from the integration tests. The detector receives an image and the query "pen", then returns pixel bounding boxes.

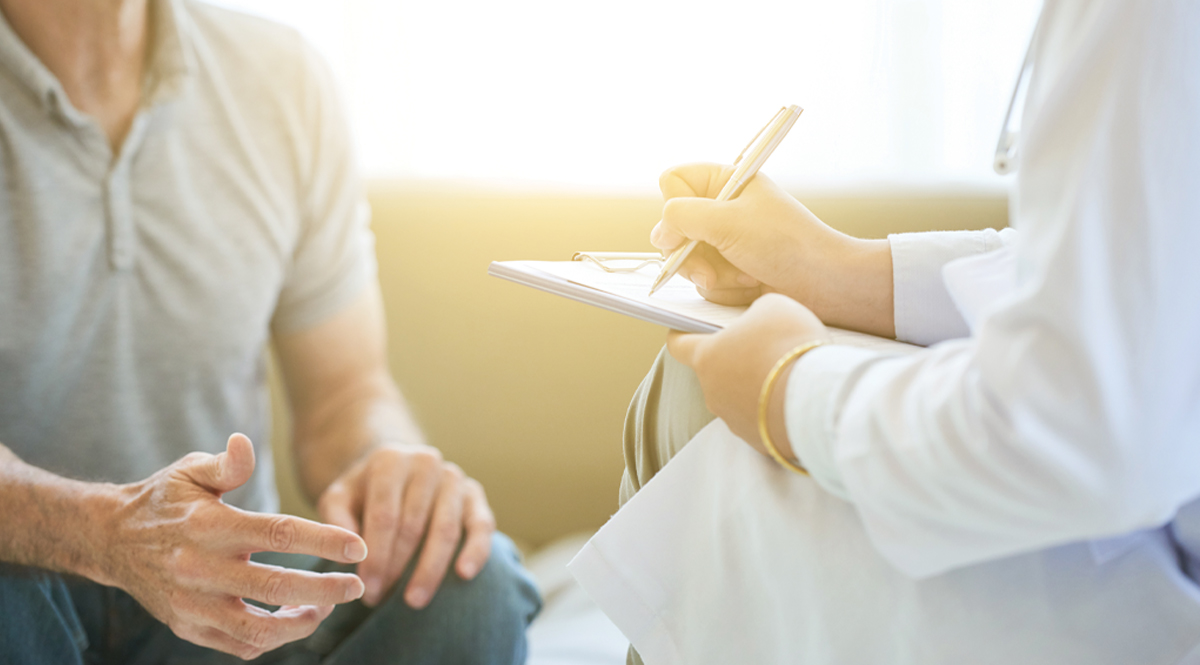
[648,104,803,296]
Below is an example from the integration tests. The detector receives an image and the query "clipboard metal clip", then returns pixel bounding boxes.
[572,251,664,274]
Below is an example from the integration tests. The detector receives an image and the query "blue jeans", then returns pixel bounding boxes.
[0,533,541,664]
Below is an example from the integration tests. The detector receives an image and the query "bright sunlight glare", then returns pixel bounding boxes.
[210,0,1041,193]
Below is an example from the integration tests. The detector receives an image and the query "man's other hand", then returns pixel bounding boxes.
[316,443,495,609]
[101,434,368,661]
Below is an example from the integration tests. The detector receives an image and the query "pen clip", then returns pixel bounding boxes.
[733,106,788,166]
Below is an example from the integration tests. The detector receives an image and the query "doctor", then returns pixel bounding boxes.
[620,0,1200,663]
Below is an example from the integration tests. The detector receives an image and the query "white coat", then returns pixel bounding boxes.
[571,1,1200,663]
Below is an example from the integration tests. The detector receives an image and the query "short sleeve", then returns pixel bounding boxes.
[271,41,376,334]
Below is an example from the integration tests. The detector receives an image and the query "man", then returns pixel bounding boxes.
[0,0,540,662]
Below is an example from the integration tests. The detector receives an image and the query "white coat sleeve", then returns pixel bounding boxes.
[890,229,1015,346]
[785,0,1200,577]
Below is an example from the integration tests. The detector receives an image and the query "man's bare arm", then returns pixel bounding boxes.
[274,284,495,609]
[0,443,115,579]
[0,437,368,660]
[275,284,424,503]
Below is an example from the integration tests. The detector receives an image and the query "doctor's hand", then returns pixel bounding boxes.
[668,294,828,460]
[316,443,495,610]
[652,163,895,338]
[100,434,368,661]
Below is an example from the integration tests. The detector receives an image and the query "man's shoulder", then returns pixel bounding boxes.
[179,1,326,92]
[182,1,306,52]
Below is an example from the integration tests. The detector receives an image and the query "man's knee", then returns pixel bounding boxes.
[440,532,542,637]
[328,533,540,665]
[621,346,715,505]
[408,532,540,664]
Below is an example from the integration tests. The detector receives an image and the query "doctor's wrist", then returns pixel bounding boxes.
[801,237,895,339]
[759,341,827,471]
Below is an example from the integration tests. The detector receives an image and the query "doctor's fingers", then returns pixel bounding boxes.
[677,243,761,297]
[666,329,707,369]
[658,162,737,200]
[657,195,747,254]
[695,284,764,307]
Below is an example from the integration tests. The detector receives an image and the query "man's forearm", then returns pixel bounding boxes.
[293,376,426,503]
[0,443,116,581]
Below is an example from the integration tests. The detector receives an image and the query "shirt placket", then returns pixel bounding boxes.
[104,113,151,272]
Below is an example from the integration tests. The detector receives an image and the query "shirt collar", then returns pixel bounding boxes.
[0,6,68,115]
[0,0,196,117]
[144,0,197,107]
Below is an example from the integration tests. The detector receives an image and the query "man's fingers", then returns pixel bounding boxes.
[377,458,443,603]
[659,162,735,200]
[455,479,495,580]
[180,624,261,661]
[221,434,257,490]
[403,467,465,609]
[225,562,364,607]
[359,452,408,604]
[200,598,328,658]
[317,480,361,535]
[182,433,257,495]
[235,512,367,564]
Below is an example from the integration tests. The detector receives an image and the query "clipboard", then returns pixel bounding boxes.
[488,253,727,334]
[488,254,919,353]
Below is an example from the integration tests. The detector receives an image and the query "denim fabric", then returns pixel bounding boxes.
[0,533,540,665]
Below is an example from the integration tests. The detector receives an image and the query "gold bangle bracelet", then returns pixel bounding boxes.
[757,340,826,476]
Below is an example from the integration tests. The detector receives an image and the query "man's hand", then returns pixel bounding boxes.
[651,163,896,338]
[667,294,829,459]
[100,434,368,661]
[272,287,496,610]
[316,443,495,609]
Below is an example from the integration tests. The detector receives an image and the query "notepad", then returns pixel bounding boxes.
[488,257,917,353]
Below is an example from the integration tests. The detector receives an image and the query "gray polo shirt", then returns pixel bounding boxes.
[0,0,376,512]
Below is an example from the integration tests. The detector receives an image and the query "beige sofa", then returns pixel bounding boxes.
[269,183,1008,549]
